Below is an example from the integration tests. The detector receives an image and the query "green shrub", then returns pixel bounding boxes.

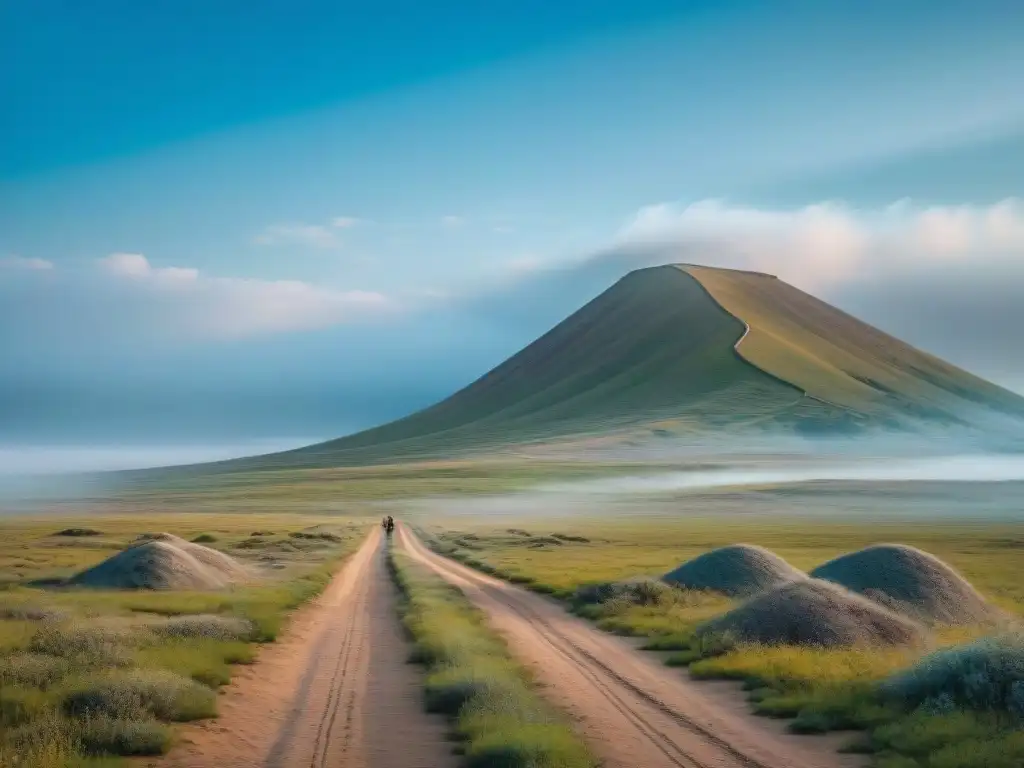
[190,533,217,543]
[62,669,216,722]
[78,714,172,756]
[0,652,73,689]
[155,614,253,641]
[882,632,1024,717]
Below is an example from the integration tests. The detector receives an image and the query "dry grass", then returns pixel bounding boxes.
[663,543,806,597]
[0,512,368,766]
[697,579,929,649]
[810,544,999,626]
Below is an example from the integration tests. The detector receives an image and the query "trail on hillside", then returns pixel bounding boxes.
[398,525,862,768]
[162,528,455,768]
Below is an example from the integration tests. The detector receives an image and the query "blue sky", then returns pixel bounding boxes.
[3,1,1024,452]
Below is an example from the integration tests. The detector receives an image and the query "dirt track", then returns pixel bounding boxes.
[398,525,860,768]
[163,527,455,768]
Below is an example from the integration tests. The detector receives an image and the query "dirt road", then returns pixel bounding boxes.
[164,527,455,768]
[397,525,861,768]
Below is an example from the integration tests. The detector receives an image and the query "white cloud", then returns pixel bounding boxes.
[253,223,339,248]
[1,255,54,271]
[616,197,1024,292]
[441,215,465,229]
[97,253,390,338]
[331,216,360,228]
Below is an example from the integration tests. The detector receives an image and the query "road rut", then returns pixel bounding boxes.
[163,528,455,768]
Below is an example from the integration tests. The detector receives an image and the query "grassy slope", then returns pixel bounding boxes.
[682,264,1024,424]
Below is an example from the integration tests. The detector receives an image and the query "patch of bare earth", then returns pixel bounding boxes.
[398,525,865,768]
[159,528,455,768]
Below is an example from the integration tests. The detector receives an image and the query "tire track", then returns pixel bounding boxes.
[398,526,858,768]
[164,528,456,768]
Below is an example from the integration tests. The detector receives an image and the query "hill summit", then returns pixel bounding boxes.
[157,264,1024,471]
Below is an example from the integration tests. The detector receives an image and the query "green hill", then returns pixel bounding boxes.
[135,264,1024,474]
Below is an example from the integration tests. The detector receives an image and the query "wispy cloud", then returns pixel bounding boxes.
[253,222,340,248]
[1,255,54,271]
[95,253,390,338]
[615,197,1024,291]
[331,216,361,229]
[441,215,465,229]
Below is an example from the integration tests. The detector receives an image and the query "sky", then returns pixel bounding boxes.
[3,0,1024,457]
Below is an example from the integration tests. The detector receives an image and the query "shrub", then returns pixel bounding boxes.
[882,632,1024,717]
[52,528,103,537]
[30,622,139,668]
[154,614,253,641]
[62,669,216,722]
[78,715,172,756]
[0,653,73,689]
[191,533,217,543]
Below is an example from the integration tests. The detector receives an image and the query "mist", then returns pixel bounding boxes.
[533,453,1024,497]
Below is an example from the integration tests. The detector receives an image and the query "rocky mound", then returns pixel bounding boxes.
[697,578,928,648]
[662,544,806,597]
[810,544,997,625]
[70,534,249,590]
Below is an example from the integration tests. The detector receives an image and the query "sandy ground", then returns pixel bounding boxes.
[398,525,865,768]
[161,527,456,768]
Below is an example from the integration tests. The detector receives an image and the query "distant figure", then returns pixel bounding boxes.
[385,516,395,536]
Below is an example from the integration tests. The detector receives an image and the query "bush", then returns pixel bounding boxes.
[30,622,139,668]
[0,653,73,689]
[191,533,218,543]
[62,669,216,722]
[154,614,253,641]
[78,715,172,756]
[882,632,1024,717]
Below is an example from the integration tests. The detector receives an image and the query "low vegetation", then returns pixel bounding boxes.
[422,517,1024,767]
[387,544,594,768]
[0,513,366,767]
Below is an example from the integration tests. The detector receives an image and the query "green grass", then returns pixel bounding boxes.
[421,516,1024,767]
[0,513,367,767]
[387,544,594,768]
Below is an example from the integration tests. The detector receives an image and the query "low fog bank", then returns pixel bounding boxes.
[401,451,1024,523]
[0,438,323,508]
[533,453,1024,495]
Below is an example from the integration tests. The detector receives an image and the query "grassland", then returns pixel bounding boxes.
[387,542,594,768]
[0,513,368,767]
[419,516,1024,767]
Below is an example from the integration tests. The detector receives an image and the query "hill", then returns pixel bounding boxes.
[126,264,1024,474]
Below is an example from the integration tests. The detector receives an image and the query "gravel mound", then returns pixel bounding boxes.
[70,534,249,590]
[698,578,929,648]
[663,544,806,597]
[810,544,997,625]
